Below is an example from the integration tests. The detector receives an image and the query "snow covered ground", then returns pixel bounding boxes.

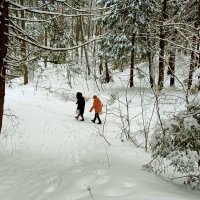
[1,75,200,200]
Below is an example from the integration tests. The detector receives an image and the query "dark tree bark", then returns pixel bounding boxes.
[105,61,110,83]
[44,28,48,68]
[0,0,9,133]
[167,6,179,87]
[197,0,200,91]
[188,23,197,90]
[147,38,154,88]
[20,0,28,85]
[76,17,80,44]
[99,60,103,75]
[168,50,175,87]
[167,28,177,87]
[158,0,167,91]
[130,33,136,88]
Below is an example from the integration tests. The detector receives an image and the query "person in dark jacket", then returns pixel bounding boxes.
[75,92,85,121]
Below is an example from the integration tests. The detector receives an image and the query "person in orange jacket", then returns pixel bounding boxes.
[89,95,102,124]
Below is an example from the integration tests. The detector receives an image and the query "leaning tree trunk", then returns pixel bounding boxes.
[130,33,136,88]
[158,0,167,91]
[0,0,9,133]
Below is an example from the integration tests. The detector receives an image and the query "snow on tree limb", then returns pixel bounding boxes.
[8,31,101,52]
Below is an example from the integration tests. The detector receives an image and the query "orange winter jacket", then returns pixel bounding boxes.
[90,96,102,113]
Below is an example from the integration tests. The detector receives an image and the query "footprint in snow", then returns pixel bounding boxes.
[43,176,61,193]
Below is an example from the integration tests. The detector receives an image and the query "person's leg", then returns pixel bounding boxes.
[80,113,84,121]
[96,113,102,124]
[75,114,80,119]
[92,113,97,122]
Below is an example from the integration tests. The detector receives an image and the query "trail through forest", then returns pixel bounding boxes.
[0,85,200,200]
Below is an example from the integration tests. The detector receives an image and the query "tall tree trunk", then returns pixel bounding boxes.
[130,33,136,88]
[188,23,197,90]
[99,60,103,75]
[23,62,28,85]
[87,0,93,40]
[158,0,167,91]
[198,0,200,62]
[197,0,200,91]
[147,37,154,88]
[87,16,91,40]
[168,50,175,87]
[0,0,9,133]
[80,16,91,75]
[168,9,178,87]
[105,61,110,83]
[20,0,28,85]
[44,28,48,68]
[168,28,176,87]
[76,17,80,44]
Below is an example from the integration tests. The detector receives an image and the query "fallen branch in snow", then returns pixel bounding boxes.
[97,130,111,146]
[3,109,19,127]
[86,185,95,200]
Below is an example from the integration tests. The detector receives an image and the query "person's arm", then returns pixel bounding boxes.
[90,105,94,112]
[90,101,95,112]
[77,99,81,109]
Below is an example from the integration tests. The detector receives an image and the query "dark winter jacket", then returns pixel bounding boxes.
[76,92,85,115]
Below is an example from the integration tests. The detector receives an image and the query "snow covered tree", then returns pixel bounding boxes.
[187,0,200,90]
[0,0,98,133]
[165,0,200,90]
[97,0,159,87]
[157,0,168,91]
[150,71,200,185]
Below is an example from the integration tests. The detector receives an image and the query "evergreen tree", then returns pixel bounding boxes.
[151,69,200,186]
[97,0,159,87]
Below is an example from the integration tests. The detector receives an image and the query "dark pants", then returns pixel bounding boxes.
[93,113,101,123]
[77,113,84,119]
[76,108,84,120]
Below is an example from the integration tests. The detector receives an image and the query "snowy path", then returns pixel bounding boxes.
[0,86,200,200]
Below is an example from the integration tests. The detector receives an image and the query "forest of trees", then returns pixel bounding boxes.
[0,0,200,187]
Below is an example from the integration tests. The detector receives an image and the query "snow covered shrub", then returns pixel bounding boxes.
[108,92,118,105]
[150,90,200,186]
